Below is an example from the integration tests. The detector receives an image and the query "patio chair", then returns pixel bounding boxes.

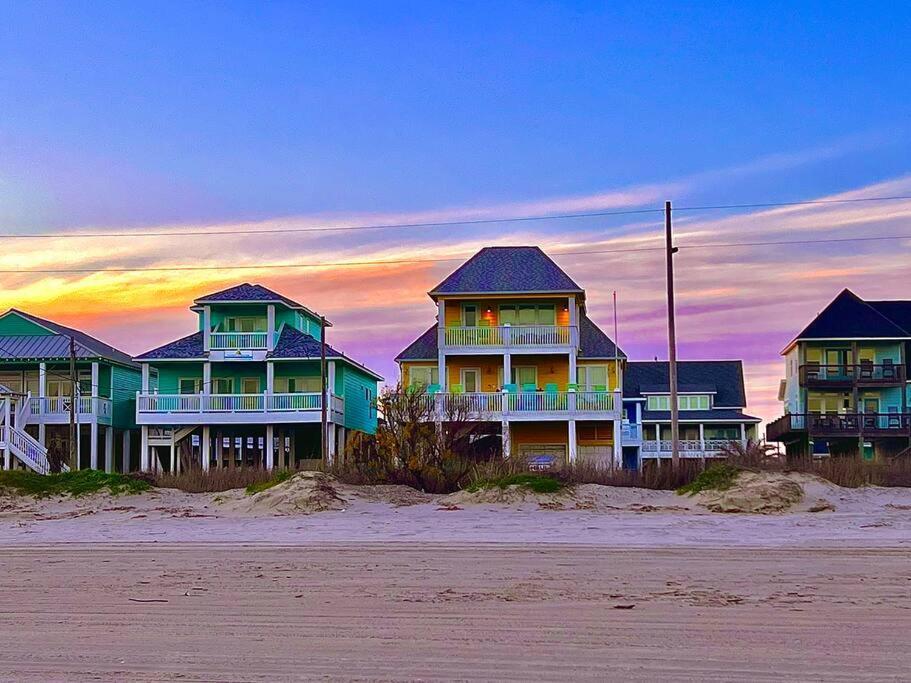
[883,358,897,380]
[451,383,464,394]
[426,383,441,396]
[859,359,874,380]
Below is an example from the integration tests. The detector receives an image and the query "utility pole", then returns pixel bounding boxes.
[320,316,328,462]
[68,335,77,469]
[665,201,680,469]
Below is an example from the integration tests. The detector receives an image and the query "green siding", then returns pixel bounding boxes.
[111,364,141,429]
[342,363,378,434]
[0,312,54,336]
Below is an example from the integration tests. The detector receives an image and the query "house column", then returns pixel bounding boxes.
[699,423,705,451]
[202,425,211,471]
[326,423,337,465]
[740,422,746,444]
[502,420,511,459]
[569,351,577,388]
[103,426,113,472]
[89,422,98,470]
[568,420,577,464]
[267,305,276,351]
[437,299,446,390]
[122,430,131,473]
[568,295,578,347]
[327,361,336,400]
[503,353,512,388]
[170,438,177,474]
[203,306,212,352]
[37,362,46,446]
[266,362,274,394]
[613,416,623,469]
[141,364,150,392]
[656,423,661,458]
[140,426,149,471]
[265,424,274,470]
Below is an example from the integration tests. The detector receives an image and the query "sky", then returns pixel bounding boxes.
[2,1,911,425]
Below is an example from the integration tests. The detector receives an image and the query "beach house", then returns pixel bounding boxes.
[767,289,911,460]
[621,360,760,469]
[395,246,625,468]
[134,284,382,472]
[0,309,141,473]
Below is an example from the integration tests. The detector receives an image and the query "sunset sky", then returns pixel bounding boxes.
[2,2,911,424]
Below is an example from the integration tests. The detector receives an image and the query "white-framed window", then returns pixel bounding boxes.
[408,366,439,388]
[647,394,711,411]
[241,377,260,394]
[499,303,556,326]
[179,378,202,394]
[225,317,267,333]
[461,303,478,327]
[460,368,481,393]
[212,378,234,394]
[577,365,609,390]
[275,376,321,393]
[511,366,538,389]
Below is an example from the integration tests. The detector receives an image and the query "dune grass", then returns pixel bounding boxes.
[245,469,294,495]
[468,472,564,494]
[676,463,741,496]
[0,469,150,497]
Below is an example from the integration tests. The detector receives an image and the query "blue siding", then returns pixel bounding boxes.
[342,364,378,434]
[111,364,142,429]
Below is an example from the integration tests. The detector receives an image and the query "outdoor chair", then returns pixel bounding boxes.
[883,358,897,379]
[859,359,874,380]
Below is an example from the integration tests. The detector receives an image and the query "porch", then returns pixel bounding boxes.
[136,391,345,425]
[640,438,745,459]
[424,389,621,421]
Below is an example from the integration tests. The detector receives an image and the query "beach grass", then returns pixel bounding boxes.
[0,469,150,497]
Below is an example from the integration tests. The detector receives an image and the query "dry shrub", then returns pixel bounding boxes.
[154,468,280,493]
[784,456,911,488]
[557,459,703,490]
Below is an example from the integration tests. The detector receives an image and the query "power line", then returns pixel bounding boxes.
[0,230,909,275]
[1,193,909,241]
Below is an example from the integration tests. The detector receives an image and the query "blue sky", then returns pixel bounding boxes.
[2,2,911,421]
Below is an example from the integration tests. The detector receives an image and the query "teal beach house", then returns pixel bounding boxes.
[134,284,382,472]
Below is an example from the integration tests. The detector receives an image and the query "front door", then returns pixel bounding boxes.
[461,369,480,393]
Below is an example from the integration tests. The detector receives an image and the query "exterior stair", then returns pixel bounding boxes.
[1,393,61,474]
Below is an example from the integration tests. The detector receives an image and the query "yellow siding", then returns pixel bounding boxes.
[399,361,437,385]
[511,421,568,447]
[445,356,505,391]
[577,359,622,390]
[511,354,569,388]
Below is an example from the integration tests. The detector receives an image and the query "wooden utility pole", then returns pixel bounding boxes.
[320,316,328,462]
[68,335,77,468]
[665,201,680,469]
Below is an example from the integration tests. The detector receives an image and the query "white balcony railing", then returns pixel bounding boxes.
[641,439,743,456]
[621,422,642,443]
[209,332,269,350]
[28,396,112,420]
[442,325,577,349]
[136,392,339,417]
[425,390,618,418]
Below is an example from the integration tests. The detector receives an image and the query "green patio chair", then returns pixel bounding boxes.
[592,384,608,392]
[503,383,518,393]
[566,382,578,391]
[544,382,559,393]
[427,383,441,396]
[451,383,464,394]
[521,383,537,392]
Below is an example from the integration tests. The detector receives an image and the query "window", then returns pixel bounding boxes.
[408,366,439,388]
[179,378,202,394]
[511,366,537,389]
[646,394,710,411]
[275,376,321,393]
[461,368,481,393]
[577,365,608,389]
[499,303,557,326]
[212,378,233,394]
[241,378,260,394]
[461,304,478,327]
[225,317,267,333]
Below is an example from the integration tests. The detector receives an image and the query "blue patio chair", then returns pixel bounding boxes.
[426,383,441,396]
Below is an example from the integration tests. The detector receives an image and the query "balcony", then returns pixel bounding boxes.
[440,325,578,352]
[799,363,905,388]
[422,390,620,421]
[27,396,113,424]
[210,332,270,351]
[767,413,911,441]
[136,392,345,425]
[621,422,642,444]
[640,439,744,458]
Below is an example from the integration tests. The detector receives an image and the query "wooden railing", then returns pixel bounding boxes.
[210,332,269,350]
[799,363,905,386]
[767,412,911,440]
[424,390,618,417]
[28,396,112,419]
[442,325,577,348]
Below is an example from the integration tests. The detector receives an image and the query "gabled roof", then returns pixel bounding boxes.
[623,360,749,408]
[134,326,383,380]
[785,289,910,352]
[394,314,625,361]
[429,247,584,297]
[0,309,138,367]
[192,283,330,325]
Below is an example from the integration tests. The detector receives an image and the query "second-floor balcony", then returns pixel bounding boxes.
[441,324,578,351]
[767,412,911,441]
[640,438,744,458]
[27,396,113,424]
[136,391,345,425]
[799,362,905,388]
[421,389,620,421]
[210,331,270,351]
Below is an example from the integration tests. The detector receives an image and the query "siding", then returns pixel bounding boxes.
[342,363,378,434]
[0,313,54,336]
[111,364,141,429]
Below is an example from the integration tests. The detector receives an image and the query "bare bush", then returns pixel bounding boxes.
[154,468,283,493]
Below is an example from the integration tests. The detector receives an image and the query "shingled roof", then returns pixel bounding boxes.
[429,247,583,296]
[394,314,625,361]
[192,283,329,324]
[787,289,910,350]
[623,360,749,408]
[0,310,138,367]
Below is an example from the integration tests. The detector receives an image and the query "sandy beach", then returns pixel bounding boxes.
[1,477,911,681]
